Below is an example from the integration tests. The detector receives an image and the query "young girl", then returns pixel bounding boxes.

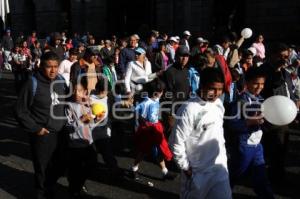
[65,77,104,198]
[130,79,175,180]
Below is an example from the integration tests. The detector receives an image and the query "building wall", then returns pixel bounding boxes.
[155,0,300,42]
[70,0,106,37]
[7,0,300,43]
[244,0,300,42]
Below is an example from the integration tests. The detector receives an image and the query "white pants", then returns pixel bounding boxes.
[180,168,232,199]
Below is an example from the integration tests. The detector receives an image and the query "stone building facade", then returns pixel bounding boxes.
[4,0,300,43]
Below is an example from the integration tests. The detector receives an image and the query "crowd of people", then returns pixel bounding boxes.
[1,28,300,199]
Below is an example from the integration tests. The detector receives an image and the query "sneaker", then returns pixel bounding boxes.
[162,172,177,180]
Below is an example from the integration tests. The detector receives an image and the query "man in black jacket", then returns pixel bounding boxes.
[164,45,191,103]
[261,42,299,185]
[15,52,67,199]
[162,45,191,136]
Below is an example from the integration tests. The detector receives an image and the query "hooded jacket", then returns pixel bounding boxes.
[15,71,67,133]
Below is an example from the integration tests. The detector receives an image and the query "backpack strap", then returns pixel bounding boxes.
[56,74,65,81]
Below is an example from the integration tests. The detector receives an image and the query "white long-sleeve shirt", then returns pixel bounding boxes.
[169,96,228,173]
[58,59,76,86]
[124,60,157,93]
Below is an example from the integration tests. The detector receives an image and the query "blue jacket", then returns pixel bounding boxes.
[188,67,200,94]
[119,47,136,76]
[227,91,264,145]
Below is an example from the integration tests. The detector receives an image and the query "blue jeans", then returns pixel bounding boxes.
[229,144,274,199]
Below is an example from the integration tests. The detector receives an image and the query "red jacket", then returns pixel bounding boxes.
[215,55,232,93]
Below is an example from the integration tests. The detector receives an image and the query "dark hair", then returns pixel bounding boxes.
[146,31,157,39]
[114,82,127,95]
[220,36,231,44]
[158,41,166,48]
[200,67,224,88]
[69,48,79,56]
[245,67,265,82]
[242,49,254,58]
[106,55,115,64]
[83,48,97,59]
[74,75,88,91]
[40,51,60,68]
[95,76,108,93]
[144,78,165,97]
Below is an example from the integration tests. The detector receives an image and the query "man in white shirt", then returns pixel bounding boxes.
[169,67,232,199]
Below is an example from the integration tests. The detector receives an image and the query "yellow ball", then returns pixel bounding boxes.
[91,103,106,116]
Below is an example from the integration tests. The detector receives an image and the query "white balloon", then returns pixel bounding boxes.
[241,28,253,39]
[262,95,298,126]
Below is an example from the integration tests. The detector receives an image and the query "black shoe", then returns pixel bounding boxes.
[162,172,177,180]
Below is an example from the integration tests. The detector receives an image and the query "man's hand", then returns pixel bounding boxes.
[37,128,49,136]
